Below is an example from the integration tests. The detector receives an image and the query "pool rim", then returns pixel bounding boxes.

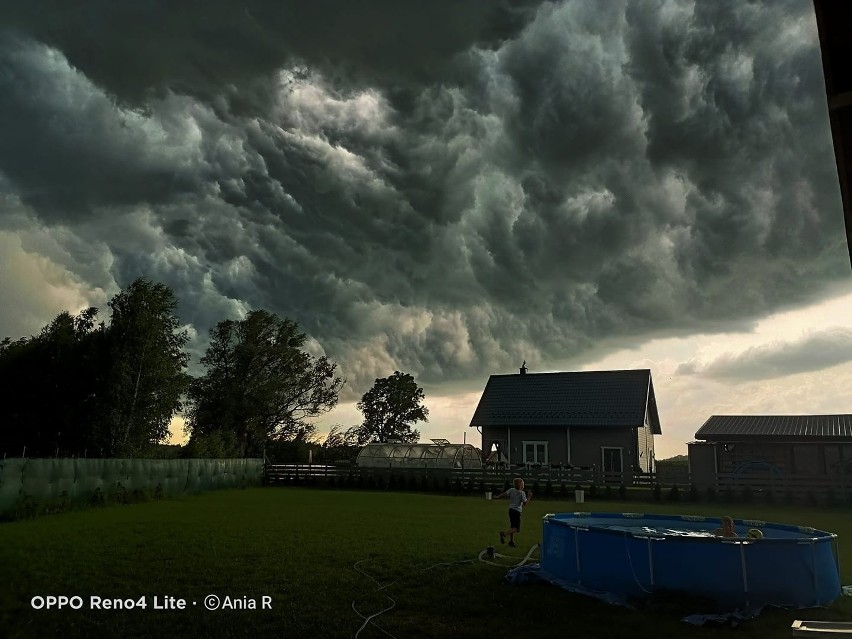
[542,511,839,544]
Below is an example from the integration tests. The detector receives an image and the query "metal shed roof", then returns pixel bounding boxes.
[468,369,661,433]
[695,415,852,441]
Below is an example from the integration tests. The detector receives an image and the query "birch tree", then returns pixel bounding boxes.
[101,278,190,456]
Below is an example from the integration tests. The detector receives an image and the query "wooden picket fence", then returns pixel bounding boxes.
[716,472,852,496]
[264,464,852,504]
[263,464,688,489]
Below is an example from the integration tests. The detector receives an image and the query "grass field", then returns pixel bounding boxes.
[0,487,850,638]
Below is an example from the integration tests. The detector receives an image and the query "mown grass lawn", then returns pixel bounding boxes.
[0,487,850,638]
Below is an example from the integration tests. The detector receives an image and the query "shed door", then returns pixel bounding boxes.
[602,447,623,473]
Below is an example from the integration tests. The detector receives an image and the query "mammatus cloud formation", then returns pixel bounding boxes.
[0,1,849,412]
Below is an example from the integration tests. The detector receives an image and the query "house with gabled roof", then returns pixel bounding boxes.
[468,364,661,476]
[688,415,852,489]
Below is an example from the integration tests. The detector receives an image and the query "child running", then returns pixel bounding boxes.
[494,478,533,547]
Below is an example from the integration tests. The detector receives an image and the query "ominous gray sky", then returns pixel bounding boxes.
[1,0,850,456]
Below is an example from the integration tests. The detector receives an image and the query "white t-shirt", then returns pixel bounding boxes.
[507,487,527,511]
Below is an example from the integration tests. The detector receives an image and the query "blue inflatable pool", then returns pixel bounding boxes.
[540,512,841,609]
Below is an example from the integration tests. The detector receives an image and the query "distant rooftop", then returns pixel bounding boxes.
[469,369,661,433]
[695,415,852,440]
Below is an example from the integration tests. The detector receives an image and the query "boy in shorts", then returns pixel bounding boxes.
[495,478,533,547]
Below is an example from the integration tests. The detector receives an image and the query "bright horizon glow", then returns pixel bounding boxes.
[221,278,852,460]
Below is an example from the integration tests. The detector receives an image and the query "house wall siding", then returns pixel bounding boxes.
[480,426,568,464]
[479,425,655,470]
[637,421,654,472]
[565,428,636,469]
[480,426,508,462]
[512,427,568,463]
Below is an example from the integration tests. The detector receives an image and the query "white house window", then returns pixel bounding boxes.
[523,441,548,464]
[601,447,623,473]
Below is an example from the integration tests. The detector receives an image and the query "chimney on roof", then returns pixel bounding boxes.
[520,360,527,375]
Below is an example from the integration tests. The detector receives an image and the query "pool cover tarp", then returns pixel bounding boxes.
[0,458,263,517]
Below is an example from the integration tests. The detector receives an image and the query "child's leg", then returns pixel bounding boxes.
[510,514,522,543]
[508,509,521,544]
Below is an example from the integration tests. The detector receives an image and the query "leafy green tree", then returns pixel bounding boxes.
[0,278,189,458]
[185,310,344,457]
[313,424,361,463]
[353,371,428,444]
[180,430,242,459]
[97,278,191,457]
[323,424,360,448]
[0,308,107,457]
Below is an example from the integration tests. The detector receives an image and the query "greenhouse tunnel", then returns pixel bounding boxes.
[355,442,482,469]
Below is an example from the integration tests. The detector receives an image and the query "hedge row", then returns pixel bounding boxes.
[4,475,257,522]
[4,482,167,521]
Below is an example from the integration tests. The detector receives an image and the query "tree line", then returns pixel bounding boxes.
[0,278,428,459]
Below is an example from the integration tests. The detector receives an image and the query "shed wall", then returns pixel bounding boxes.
[688,442,718,490]
[716,442,790,474]
[711,440,852,475]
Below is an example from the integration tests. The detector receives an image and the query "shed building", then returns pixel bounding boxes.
[688,414,852,489]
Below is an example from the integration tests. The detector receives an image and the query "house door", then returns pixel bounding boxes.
[602,447,623,474]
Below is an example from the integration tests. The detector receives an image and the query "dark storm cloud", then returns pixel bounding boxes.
[676,328,852,380]
[0,0,848,394]
[1,1,539,106]
[489,0,845,314]
[0,34,213,217]
[622,0,843,276]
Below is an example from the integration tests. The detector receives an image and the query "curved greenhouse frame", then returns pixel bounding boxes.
[356,443,482,469]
